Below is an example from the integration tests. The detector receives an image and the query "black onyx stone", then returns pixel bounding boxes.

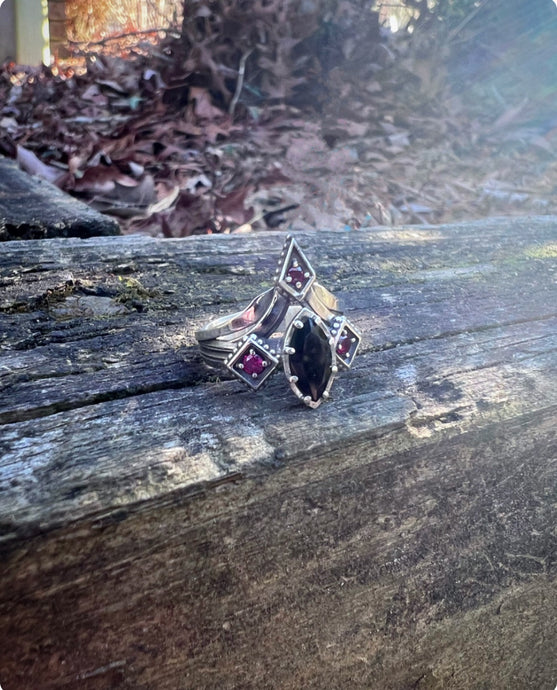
[288,317,333,402]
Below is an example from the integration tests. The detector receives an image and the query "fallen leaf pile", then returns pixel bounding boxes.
[2,0,557,236]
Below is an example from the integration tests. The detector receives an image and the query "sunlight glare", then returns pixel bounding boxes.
[41,0,51,65]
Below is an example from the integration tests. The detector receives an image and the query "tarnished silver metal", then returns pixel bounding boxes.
[196,236,361,408]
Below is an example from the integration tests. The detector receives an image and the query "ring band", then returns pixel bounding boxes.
[196,236,361,408]
[195,281,341,343]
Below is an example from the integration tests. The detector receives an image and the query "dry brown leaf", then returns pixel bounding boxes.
[190,87,224,121]
[16,145,65,186]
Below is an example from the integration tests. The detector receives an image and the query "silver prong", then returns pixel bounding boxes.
[284,346,296,355]
[257,338,263,345]
[264,344,269,349]
[332,365,338,373]
[270,349,276,355]
[295,282,302,289]
[293,259,299,267]
[331,329,337,336]
[286,276,292,283]
[251,373,258,379]
[293,320,304,329]
[304,271,310,278]
[237,363,244,369]
[289,375,298,383]
[262,361,269,367]
[303,395,312,405]
[322,391,329,400]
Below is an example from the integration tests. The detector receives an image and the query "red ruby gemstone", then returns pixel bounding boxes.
[242,352,265,375]
[337,331,352,356]
[287,264,306,286]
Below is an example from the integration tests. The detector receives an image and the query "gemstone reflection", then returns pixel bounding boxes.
[288,316,333,402]
[242,352,265,376]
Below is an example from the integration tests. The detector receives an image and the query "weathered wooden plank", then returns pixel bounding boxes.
[1,407,556,689]
[0,217,556,688]
[1,316,556,542]
[0,156,120,240]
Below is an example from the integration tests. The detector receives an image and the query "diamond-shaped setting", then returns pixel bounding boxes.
[330,317,361,368]
[226,336,279,389]
[276,236,316,299]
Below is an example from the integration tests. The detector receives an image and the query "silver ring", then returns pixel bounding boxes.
[196,236,361,408]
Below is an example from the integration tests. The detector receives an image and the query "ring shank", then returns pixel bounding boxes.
[195,281,341,346]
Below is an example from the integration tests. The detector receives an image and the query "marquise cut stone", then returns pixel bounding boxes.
[288,316,333,402]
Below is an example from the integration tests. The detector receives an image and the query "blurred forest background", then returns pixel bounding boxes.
[2,0,557,235]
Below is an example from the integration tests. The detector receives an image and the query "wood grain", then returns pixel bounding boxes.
[0,217,556,688]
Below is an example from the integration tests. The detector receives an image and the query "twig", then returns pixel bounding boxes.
[447,0,492,43]
[68,28,179,48]
[229,49,253,118]
[389,180,440,205]
[451,180,477,194]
